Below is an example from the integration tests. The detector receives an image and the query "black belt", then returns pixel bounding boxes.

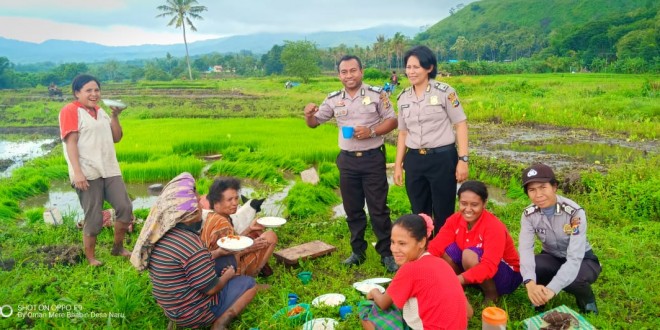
[340,148,381,157]
[408,144,455,155]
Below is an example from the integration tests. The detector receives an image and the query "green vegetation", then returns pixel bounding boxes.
[0,75,658,329]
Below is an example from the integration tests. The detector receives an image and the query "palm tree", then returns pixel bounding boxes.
[156,0,207,80]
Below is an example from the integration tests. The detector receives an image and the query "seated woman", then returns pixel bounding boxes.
[130,172,256,329]
[428,180,522,304]
[362,214,472,330]
[200,177,278,277]
[518,163,601,314]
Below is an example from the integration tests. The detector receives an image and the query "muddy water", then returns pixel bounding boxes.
[0,139,57,177]
[21,179,294,221]
[22,180,161,220]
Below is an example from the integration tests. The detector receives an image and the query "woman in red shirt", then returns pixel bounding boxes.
[363,214,472,330]
[428,180,522,303]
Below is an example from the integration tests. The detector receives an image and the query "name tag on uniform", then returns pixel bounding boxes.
[534,228,546,235]
[334,108,348,117]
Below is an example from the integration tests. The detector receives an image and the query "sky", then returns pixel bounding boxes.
[0,0,473,46]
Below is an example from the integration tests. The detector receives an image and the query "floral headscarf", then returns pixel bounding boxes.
[130,172,200,271]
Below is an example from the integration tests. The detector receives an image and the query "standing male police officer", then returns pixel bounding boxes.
[304,55,398,272]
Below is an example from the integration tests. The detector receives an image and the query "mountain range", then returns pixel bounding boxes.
[0,25,420,65]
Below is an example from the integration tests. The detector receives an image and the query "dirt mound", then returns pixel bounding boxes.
[35,244,83,267]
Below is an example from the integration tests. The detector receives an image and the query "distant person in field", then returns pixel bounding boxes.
[131,173,257,329]
[428,180,522,304]
[390,70,399,93]
[394,45,470,234]
[518,163,601,314]
[58,74,132,266]
[362,214,472,330]
[304,55,399,272]
[200,177,278,278]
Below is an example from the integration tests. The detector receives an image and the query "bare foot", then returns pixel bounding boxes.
[87,258,103,266]
[111,245,132,258]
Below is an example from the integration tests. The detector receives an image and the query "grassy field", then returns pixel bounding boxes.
[0,74,658,329]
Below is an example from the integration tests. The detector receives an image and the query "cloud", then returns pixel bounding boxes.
[0,16,221,46]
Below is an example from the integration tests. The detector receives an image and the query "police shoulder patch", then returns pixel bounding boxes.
[368,86,382,93]
[559,203,579,216]
[396,88,408,100]
[434,82,450,92]
[524,205,539,216]
[327,90,341,98]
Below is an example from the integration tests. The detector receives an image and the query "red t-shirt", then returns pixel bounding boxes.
[428,210,520,284]
[387,254,467,329]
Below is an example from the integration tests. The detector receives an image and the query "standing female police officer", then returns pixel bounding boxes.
[518,163,601,314]
[393,45,469,233]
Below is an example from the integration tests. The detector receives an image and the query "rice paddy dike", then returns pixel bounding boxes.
[0,73,658,329]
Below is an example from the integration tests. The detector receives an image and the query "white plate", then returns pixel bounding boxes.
[362,277,392,285]
[256,216,287,228]
[353,282,385,294]
[216,236,253,252]
[102,99,127,109]
[311,293,345,307]
[303,318,339,330]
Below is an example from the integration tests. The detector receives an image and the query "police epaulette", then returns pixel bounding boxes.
[396,88,408,100]
[327,90,341,98]
[434,82,450,92]
[559,203,579,216]
[368,86,382,93]
[524,205,539,216]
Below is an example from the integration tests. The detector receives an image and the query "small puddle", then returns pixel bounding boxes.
[22,180,160,220]
[240,180,294,218]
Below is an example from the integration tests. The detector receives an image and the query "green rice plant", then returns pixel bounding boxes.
[283,182,339,220]
[207,161,285,187]
[120,156,205,183]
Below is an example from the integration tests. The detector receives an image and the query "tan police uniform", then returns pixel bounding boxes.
[396,79,467,230]
[314,83,395,259]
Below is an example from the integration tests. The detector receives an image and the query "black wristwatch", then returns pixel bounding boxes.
[523,279,533,286]
[458,155,469,163]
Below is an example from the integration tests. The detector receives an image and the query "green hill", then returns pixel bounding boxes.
[416,0,659,66]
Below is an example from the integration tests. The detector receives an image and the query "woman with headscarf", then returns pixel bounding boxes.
[131,173,256,329]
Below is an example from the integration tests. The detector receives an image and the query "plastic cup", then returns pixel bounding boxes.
[482,306,507,330]
[288,293,299,306]
[297,271,312,284]
[341,126,354,139]
[339,305,353,320]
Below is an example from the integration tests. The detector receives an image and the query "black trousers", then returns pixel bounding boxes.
[336,150,392,258]
[535,252,602,309]
[403,147,457,233]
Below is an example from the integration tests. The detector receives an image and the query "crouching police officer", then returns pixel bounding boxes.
[518,163,601,314]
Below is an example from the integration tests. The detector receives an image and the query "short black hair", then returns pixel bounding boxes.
[337,55,362,72]
[457,180,489,202]
[393,214,429,246]
[404,45,437,79]
[207,177,241,207]
[71,74,100,97]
